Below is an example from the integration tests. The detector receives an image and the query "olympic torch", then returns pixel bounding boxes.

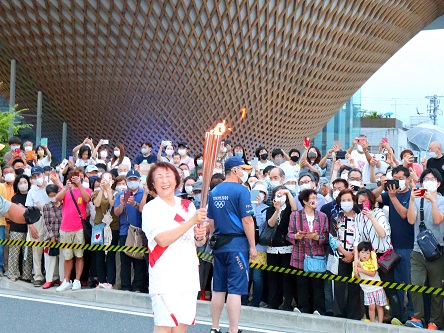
[200,120,228,209]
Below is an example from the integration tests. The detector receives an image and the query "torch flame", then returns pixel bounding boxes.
[240,107,247,120]
[211,120,229,135]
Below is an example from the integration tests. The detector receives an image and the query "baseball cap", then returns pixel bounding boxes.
[85,165,99,173]
[224,156,252,170]
[31,166,44,175]
[252,182,268,201]
[319,177,329,187]
[284,175,298,184]
[178,141,188,148]
[126,169,141,179]
[192,181,202,191]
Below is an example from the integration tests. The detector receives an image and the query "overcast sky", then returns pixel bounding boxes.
[361,29,444,128]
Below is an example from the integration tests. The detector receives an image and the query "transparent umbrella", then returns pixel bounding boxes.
[407,123,444,151]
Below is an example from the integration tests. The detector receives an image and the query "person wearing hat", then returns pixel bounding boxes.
[114,169,147,292]
[318,177,332,203]
[177,141,195,171]
[25,166,51,287]
[207,156,256,333]
[192,180,202,209]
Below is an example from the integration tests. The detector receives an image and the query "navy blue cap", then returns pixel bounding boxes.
[126,169,141,179]
[178,141,188,148]
[224,156,252,170]
[31,166,44,175]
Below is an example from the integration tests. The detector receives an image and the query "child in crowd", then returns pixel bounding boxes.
[354,241,387,323]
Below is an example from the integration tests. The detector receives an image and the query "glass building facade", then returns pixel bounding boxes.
[312,90,362,155]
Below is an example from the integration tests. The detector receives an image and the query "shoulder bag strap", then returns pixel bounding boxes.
[419,198,426,232]
[69,189,84,220]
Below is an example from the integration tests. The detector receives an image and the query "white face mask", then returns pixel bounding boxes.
[423,180,438,193]
[24,146,32,152]
[285,184,296,192]
[183,170,190,178]
[238,169,248,183]
[118,171,127,177]
[269,180,281,188]
[277,195,287,204]
[258,192,265,201]
[341,201,354,212]
[49,197,57,203]
[94,187,100,192]
[114,150,121,157]
[197,160,203,167]
[398,179,406,191]
[166,149,174,156]
[4,173,15,182]
[213,169,222,175]
[185,185,194,194]
[299,183,312,191]
[10,145,20,151]
[386,172,393,180]
[127,180,140,191]
[340,173,348,180]
[332,190,340,200]
[100,151,108,159]
[350,180,361,188]
[18,183,28,192]
[178,149,187,156]
[98,172,103,177]
[221,146,227,153]
[34,176,44,187]
[357,144,363,152]
[198,175,203,182]
[115,185,127,192]
[429,152,437,159]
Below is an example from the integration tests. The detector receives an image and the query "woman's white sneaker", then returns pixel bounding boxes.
[56,279,72,292]
[72,279,81,290]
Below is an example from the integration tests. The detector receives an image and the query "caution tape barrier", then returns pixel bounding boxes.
[0,239,441,295]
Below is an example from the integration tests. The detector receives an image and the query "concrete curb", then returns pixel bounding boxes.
[0,277,418,333]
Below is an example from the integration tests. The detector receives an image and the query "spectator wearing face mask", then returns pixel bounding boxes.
[26,166,51,287]
[280,149,301,180]
[265,167,296,206]
[3,166,16,200]
[425,141,444,196]
[179,163,191,179]
[182,176,196,199]
[300,145,323,176]
[217,140,230,167]
[213,161,223,175]
[4,136,26,166]
[318,177,332,203]
[92,140,110,167]
[233,144,249,166]
[109,143,131,170]
[254,146,274,170]
[134,141,157,167]
[283,175,298,193]
[117,164,129,178]
[177,141,194,171]
[346,135,373,184]
[191,154,203,179]
[157,142,175,164]
[399,150,422,185]
[271,148,287,167]
[75,145,94,168]
[12,158,32,179]
[297,173,327,211]
[35,144,51,167]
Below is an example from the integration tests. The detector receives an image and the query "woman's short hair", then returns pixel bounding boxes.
[355,188,376,209]
[419,168,443,183]
[147,162,181,194]
[335,188,355,206]
[399,149,414,160]
[13,174,30,193]
[298,189,317,207]
[111,176,127,190]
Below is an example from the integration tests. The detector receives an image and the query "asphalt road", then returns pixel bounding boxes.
[0,290,290,333]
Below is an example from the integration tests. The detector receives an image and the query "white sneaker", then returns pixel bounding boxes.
[313,310,321,316]
[293,307,301,313]
[72,279,81,291]
[56,279,72,292]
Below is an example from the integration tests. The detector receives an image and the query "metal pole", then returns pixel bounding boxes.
[62,122,67,160]
[9,59,16,136]
[36,91,42,145]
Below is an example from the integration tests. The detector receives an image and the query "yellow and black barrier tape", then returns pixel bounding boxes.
[0,238,440,295]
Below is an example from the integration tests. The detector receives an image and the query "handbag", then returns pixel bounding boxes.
[91,223,105,245]
[417,198,442,261]
[377,249,402,274]
[124,208,145,260]
[326,252,339,275]
[299,211,326,273]
[69,189,91,243]
[258,207,280,246]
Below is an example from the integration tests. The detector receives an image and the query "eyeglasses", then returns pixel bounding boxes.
[423,177,437,182]
[348,177,362,181]
[299,180,311,185]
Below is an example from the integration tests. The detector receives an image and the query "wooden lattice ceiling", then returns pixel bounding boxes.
[0,0,443,160]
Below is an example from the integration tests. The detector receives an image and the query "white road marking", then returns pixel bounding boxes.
[0,292,285,333]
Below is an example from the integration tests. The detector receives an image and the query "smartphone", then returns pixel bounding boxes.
[51,171,57,178]
[374,154,386,161]
[250,190,260,204]
[333,141,343,150]
[339,159,350,166]
[163,140,172,146]
[14,148,20,155]
[364,183,377,190]
[40,138,48,146]
[351,184,360,191]
[25,150,35,161]
[251,157,259,168]
[417,188,427,197]
[335,151,346,160]
[362,199,371,211]
[413,156,418,163]
[384,179,400,191]
[102,139,109,145]
[304,137,310,147]
[68,156,74,164]
[123,191,133,202]
[407,163,413,169]
[59,159,68,170]
[382,138,388,144]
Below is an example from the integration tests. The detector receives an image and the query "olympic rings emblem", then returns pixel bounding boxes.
[214,201,225,208]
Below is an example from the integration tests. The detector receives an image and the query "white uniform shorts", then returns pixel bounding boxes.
[150,291,198,327]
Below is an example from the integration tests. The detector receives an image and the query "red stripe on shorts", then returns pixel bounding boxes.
[170,313,179,326]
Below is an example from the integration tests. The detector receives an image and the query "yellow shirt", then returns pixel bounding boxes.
[0,183,7,226]
[4,182,14,201]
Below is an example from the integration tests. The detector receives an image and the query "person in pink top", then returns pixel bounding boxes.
[55,170,92,292]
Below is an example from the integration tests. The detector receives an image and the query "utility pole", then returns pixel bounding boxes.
[425,95,444,125]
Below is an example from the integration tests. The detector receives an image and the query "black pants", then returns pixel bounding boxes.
[267,253,295,309]
[378,261,401,321]
[119,235,147,292]
[297,275,325,314]
[96,230,119,284]
[334,260,363,319]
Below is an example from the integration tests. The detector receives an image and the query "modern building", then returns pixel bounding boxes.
[0,1,443,160]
